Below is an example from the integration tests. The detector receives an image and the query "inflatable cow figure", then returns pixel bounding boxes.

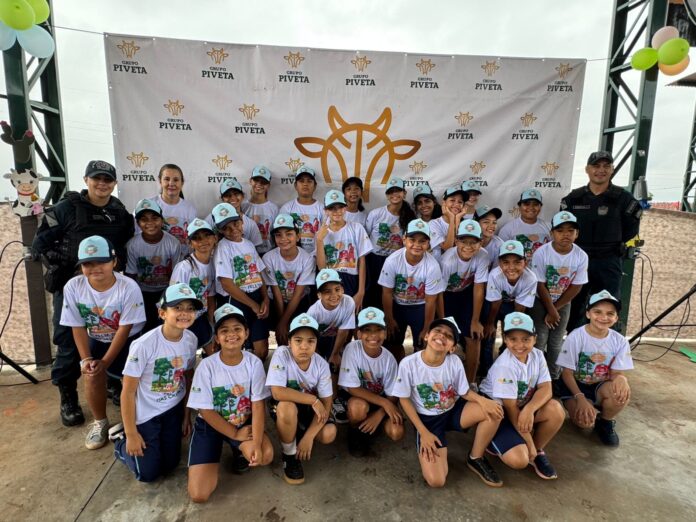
[4,168,44,216]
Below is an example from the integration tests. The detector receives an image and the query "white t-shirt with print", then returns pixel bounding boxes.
[60,272,146,342]
[531,242,589,303]
[154,195,197,249]
[320,222,373,275]
[339,340,398,397]
[214,238,266,295]
[170,255,216,316]
[498,217,551,263]
[204,212,263,247]
[345,209,367,228]
[126,232,182,292]
[262,247,315,303]
[391,352,470,416]
[556,326,633,385]
[428,228,446,262]
[378,249,443,306]
[122,326,198,425]
[482,235,505,271]
[439,248,489,292]
[265,345,333,398]
[479,348,551,407]
[243,200,279,254]
[278,199,324,255]
[485,266,537,308]
[307,295,356,337]
[187,351,270,427]
[365,206,404,257]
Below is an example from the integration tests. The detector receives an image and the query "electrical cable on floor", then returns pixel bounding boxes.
[73,458,117,522]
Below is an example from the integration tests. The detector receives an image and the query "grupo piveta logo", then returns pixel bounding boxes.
[541,162,560,177]
[239,104,260,121]
[555,63,573,80]
[117,40,140,59]
[351,55,371,72]
[520,113,537,128]
[455,112,474,127]
[207,47,229,65]
[285,158,304,173]
[164,100,185,117]
[481,60,500,77]
[409,161,427,175]
[127,152,149,169]
[285,51,305,68]
[470,161,486,176]
[294,106,420,202]
[416,59,436,75]
[212,155,233,171]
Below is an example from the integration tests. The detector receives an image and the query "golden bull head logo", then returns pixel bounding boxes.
[351,55,371,72]
[470,161,486,176]
[520,113,537,127]
[540,161,560,177]
[294,106,421,202]
[239,104,260,121]
[164,100,185,117]
[284,51,305,68]
[127,152,149,169]
[409,161,427,175]
[117,40,140,59]
[212,155,233,170]
[481,60,500,77]
[285,158,304,173]
[416,59,436,75]
[207,47,229,65]
[455,112,474,127]
[555,63,573,80]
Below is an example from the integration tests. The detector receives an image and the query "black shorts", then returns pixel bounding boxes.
[187,416,244,466]
[89,333,140,379]
[269,399,335,441]
[188,313,213,348]
[557,379,609,405]
[488,416,525,456]
[416,398,467,450]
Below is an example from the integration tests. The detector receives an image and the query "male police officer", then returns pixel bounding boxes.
[561,151,641,330]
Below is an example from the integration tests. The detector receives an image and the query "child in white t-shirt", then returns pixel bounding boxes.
[339,307,403,457]
[556,291,633,446]
[242,165,279,255]
[530,211,588,378]
[429,185,468,257]
[480,312,565,480]
[151,164,197,252]
[205,178,263,248]
[109,283,201,482]
[412,184,443,223]
[60,236,146,450]
[498,188,551,264]
[187,304,274,502]
[392,317,503,488]
[279,166,324,255]
[342,176,367,228]
[126,198,182,332]
[266,314,337,485]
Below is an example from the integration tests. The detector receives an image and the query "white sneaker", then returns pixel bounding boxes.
[85,419,109,450]
[108,422,125,443]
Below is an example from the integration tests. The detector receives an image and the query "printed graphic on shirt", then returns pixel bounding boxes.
[318,321,338,338]
[253,215,272,242]
[416,382,457,412]
[358,368,385,395]
[150,355,187,393]
[232,254,262,288]
[575,352,612,384]
[136,256,174,288]
[275,270,298,302]
[516,380,535,407]
[287,379,317,395]
[446,272,474,292]
[394,274,426,303]
[515,234,546,263]
[211,383,252,427]
[324,242,357,270]
[376,222,403,252]
[188,276,210,301]
[290,213,320,243]
[545,265,576,301]
[76,304,122,342]
[164,217,188,244]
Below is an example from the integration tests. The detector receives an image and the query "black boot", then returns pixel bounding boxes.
[58,383,85,427]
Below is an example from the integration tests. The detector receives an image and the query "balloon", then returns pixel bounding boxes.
[658,55,690,76]
[16,24,54,58]
[0,21,17,51]
[25,0,49,24]
[0,0,35,31]
[651,26,679,49]
[631,47,658,71]
[657,37,690,66]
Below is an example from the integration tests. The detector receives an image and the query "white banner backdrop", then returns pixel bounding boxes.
[105,34,586,224]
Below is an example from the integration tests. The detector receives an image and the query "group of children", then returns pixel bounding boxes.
[59,164,634,498]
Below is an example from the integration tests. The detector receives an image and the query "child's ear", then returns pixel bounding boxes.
[158,306,167,320]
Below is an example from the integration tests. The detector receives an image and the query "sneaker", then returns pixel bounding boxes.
[594,417,620,447]
[58,383,85,427]
[230,447,250,474]
[282,453,305,485]
[332,398,349,424]
[85,419,109,450]
[467,455,503,488]
[107,422,125,443]
[531,451,557,480]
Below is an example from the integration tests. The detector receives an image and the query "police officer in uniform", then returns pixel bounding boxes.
[32,161,134,426]
[561,151,641,331]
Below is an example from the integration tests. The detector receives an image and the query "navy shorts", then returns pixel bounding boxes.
[187,416,244,466]
[389,302,425,350]
[269,399,335,441]
[416,398,467,450]
[443,285,475,340]
[317,334,337,362]
[89,333,140,379]
[337,272,359,298]
[558,379,609,405]
[225,289,270,345]
[188,313,213,348]
[488,416,525,456]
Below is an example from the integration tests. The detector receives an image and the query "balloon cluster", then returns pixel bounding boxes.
[0,0,54,59]
[630,26,690,76]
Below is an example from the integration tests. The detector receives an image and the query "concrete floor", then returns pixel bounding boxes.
[1,345,695,522]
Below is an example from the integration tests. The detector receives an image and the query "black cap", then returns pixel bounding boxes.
[85,160,117,181]
[587,151,613,166]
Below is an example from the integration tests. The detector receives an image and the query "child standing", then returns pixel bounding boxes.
[393,317,504,488]
[429,185,468,257]
[170,219,217,355]
[556,290,633,446]
[187,304,274,502]
[152,164,197,251]
[242,165,279,255]
[109,283,201,481]
[212,203,270,360]
[279,166,324,256]
[342,176,367,228]
[205,178,263,249]
[498,189,551,264]
[60,236,146,450]
[530,211,588,378]
[126,198,182,332]
[439,219,489,383]
[378,218,443,360]
[475,205,504,271]
[339,307,403,457]
[413,184,442,223]
[266,313,337,485]
[480,312,565,480]
[316,189,373,309]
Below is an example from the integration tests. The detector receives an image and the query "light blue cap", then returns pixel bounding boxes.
[474,204,502,220]
[551,210,579,230]
[587,290,621,311]
[271,213,297,232]
[412,184,435,200]
[316,268,342,289]
[519,188,542,204]
[251,165,271,182]
[220,177,244,196]
[324,189,347,208]
[211,202,241,228]
[289,313,319,336]
[295,166,316,180]
[444,185,466,199]
[134,198,163,219]
[429,316,461,344]
[214,303,246,331]
[357,307,386,328]
[187,218,214,238]
[461,180,482,194]
[503,312,535,334]
[456,219,482,239]
[76,235,115,265]
[385,177,405,192]
[161,283,203,310]
[499,240,525,258]
[405,218,430,238]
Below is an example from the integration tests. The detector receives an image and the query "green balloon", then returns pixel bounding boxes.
[0,0,36,31]
[631,47,658,71]
[657,38,690,66]
[26,0,50,24]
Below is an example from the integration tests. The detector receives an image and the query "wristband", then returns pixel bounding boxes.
[313,398,320,406]
[79,357,94,368]
[573,392,584,399]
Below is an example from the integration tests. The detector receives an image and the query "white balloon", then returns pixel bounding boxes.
[651,26,679,49]
[0,21,17,51]
[16,24,54,59]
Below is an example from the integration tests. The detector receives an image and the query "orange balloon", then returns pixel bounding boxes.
[658,55,690,76]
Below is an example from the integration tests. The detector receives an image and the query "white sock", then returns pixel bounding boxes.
[96,418,108,426]
[281,440,297,455]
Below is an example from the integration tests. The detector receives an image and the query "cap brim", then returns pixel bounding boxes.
[428,318,460,344]
[499,252,525,259]
[251,175,270,181]
[271,224,295,233]
[519,198,542,204]
[358,320,386,329]
[587,298,621,312]
[325,202,347,209]
[215,216,241,229]
[445,190,466,199]
[456,233,482,240]
[288,325,319,338]
[385,186,403,193]
[317,279,343,290]
[476,208,502,220]
[86,171,116,180]
[135,209,163,219]
[414,193,436,201]
[552,222,579,230]
[163,297,204,310]
[214,311,247,331]
[405,231,430,239]
[76,256,114,266]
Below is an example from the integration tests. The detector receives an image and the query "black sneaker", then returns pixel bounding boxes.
[332,398,349,424]
[282,453,305,485]
[531,451,557,480]
[467,455,503,488]
[347,427,370,458]
[58,383,85,427]
[230,446,250,474]
[594,417,620,447]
